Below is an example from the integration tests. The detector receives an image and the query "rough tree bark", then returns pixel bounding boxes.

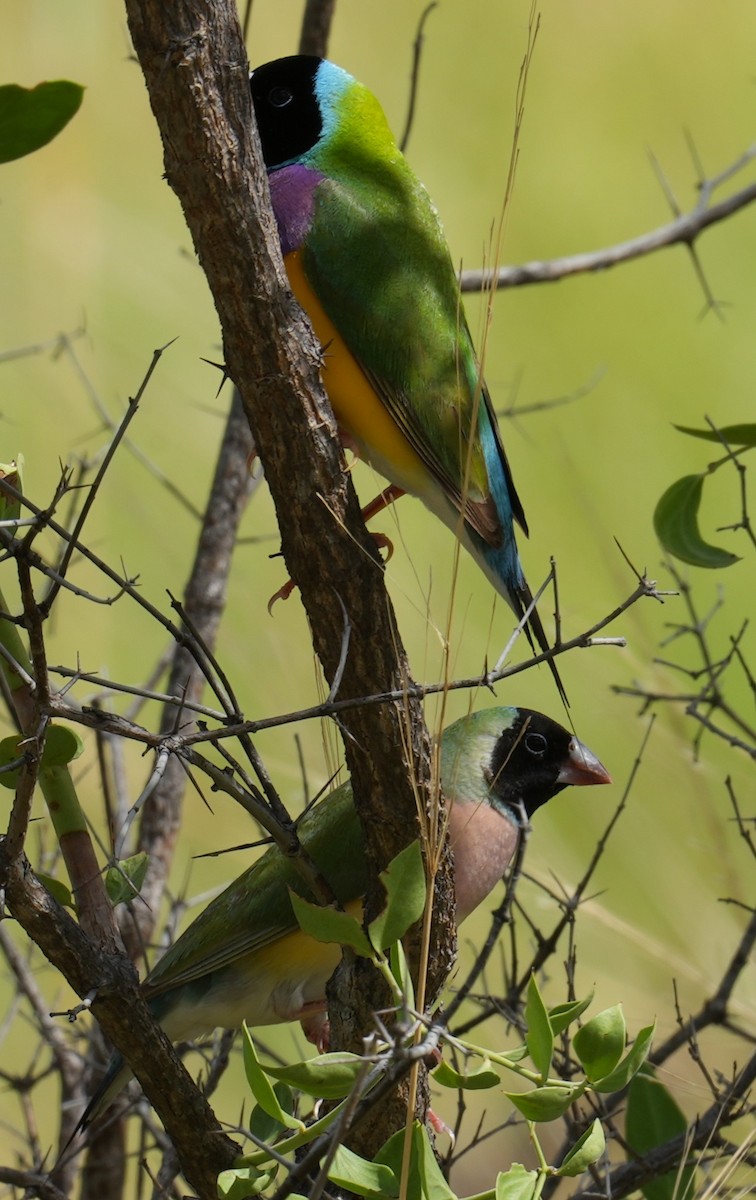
[121,0,456,1166]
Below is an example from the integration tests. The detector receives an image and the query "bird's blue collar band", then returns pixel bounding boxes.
[312,60,356,145]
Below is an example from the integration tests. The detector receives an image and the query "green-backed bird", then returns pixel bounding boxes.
[250,57,565,699]
[79,707,609,1127]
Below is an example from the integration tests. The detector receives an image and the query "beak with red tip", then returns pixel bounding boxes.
[557,736,612,787]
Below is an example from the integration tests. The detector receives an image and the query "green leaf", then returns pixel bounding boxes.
[492,1043,529,1065]
[376,1126,423,1200]
[376,1122,456,1200]
[494,1163,538,1200]
[217,1165,277,1199]
[368,840,426,951]
[0,458,23,521]
[557,1118,606,1176]
[653,474,740,569]
[548,993,594,1036]
[525,974,553,1082]
[389,937,415,1015]
[0,81,84,162]
[264,1052,366,1100]
[241,1025,303,1132]
[505,1083,577,1121]
[626,1069,695,1200]
[432,1057,501,1091]
[289,889,373,957]
[674,422,756,447]
[249,1081,293,1144]
[573,1005,626,1082]
[105,853,150,906]
[593,1022,655,1093]
[415,1121,457,1200]
[327,1144,399,1198]
[37,873,74,909]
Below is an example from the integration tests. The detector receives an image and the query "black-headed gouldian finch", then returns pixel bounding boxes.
[80,707,609,1125]
[250,57,565,696]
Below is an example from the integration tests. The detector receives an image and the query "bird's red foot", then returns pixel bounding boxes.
[361,484,405,523]
[428,1106,455,1145]
[268,531,394,612]
[267,578,298,613]
[299,1007,330,1053]
[371,531,394,562]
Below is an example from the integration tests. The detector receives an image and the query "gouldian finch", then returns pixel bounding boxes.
[79,707,609,1125]
[250,57,564,696]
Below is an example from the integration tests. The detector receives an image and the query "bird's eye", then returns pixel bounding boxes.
[268,86,294,109]
[524,732,548,758]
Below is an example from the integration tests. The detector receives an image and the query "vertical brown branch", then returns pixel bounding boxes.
[122,0,455,1152]
[298,0,336,56]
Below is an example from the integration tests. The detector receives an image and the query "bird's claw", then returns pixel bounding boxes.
[428,1106,455,1146]
[268,530,393,614]
[268,579,297,613]
[371,531,394,563]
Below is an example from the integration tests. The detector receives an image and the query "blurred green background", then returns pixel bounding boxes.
[2,0,754,1191]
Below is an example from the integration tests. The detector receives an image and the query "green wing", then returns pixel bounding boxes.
[303,161,527,539]
[144,782,366,998]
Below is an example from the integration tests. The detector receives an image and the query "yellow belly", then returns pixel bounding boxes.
[285,250,426,491]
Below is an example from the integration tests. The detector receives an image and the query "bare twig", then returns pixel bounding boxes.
[461,152,756,294]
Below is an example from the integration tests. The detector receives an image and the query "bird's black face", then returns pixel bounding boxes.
[250,56,323,169]
[488,710,576,819]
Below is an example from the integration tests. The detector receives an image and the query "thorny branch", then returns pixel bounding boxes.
[614,560,756,762]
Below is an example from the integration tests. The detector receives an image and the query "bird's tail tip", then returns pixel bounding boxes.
[517,586,569,708]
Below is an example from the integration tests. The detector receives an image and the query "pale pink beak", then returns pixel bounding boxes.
[557,737,612,787]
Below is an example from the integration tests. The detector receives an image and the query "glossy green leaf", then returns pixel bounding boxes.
[241,1025,303,1132]
[505,1083,576,1121]
[376,1122,456,1200]
[0,81,84,162]
[0,458,23,521]
[327,1144,399,1198]
[105,852,149,906]
[217,1165,277,1199]
[654,474,740,569]
[525,974,553,1082]
[376,1126,423,1200]
[265,1052,365,1099]
[249,1081,293,1143]
[37,873,74,910]
[368,840,426,951]
[573,1004,625,1081]
[674,422,756,447]
[593,1022,655,1093]
[626,1070,695,1200]
[415,1121,457,1200]
[494,1163,538,1200]
[548,993,594,1036]
[289,889,373,957]
[389,937,415,1016]
[557,1118,606,1176]
[432,1057,501,1091]
[492,1043,529,1065]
